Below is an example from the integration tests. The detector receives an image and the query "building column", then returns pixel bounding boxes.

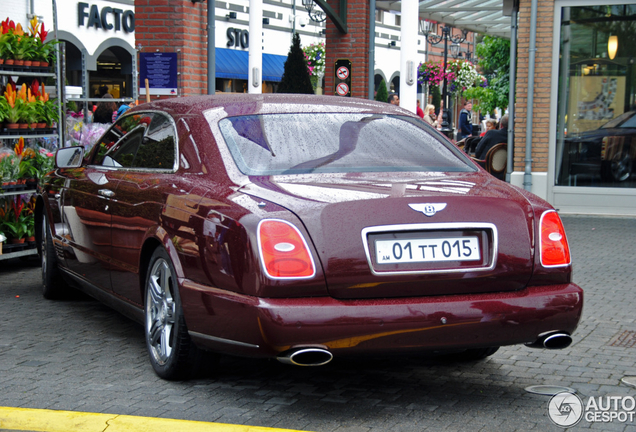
[324,0,370,99]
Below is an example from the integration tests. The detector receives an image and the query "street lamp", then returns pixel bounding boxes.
[424,26,467,138]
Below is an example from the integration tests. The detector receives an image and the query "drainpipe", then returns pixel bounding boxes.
[207,0,216,94]
[368,0,375,100]
[506,4,518,182]
[524,0,538,191]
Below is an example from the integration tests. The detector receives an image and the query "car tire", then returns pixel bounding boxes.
[41,211,65,299]
[602,153,632,182]
[144,247,202,380]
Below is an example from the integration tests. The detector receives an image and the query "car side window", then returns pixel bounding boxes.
[130,113,176,170]
[90,114,154,167]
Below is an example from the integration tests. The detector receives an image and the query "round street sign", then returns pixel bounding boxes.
[336,82,349,96]
[337,66,349,80]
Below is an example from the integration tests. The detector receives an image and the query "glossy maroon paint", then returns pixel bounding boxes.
[37,94,583,361]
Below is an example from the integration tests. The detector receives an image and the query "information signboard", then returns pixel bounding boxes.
[139,52,178,96]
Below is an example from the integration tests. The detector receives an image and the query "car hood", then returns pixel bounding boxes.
[239,172,536,299]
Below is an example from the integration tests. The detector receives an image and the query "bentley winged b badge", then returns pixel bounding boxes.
[408,203,447,217]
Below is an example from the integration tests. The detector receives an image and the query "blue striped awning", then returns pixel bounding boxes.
[215,48,286,82]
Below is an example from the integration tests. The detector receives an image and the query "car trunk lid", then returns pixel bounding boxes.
[240,172,535,299]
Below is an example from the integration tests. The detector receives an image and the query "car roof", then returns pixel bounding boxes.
[129,94,417,119]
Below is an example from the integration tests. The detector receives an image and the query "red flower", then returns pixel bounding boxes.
[37,22,48,41]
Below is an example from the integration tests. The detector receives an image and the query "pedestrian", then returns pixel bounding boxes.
[388,93,399,105]
[114,102,132,121]
[423,104,438,127]
[457,100,473,141]
[416,100,424,118]
[93,93,117,124]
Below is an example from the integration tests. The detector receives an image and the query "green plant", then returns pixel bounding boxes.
[42,99,59,126]
[18,157,38,180]
[3,212,29,240]
[1,84,24,124]
[13,34,36,61]
[375,79,388,102]
[0,32,15,59]
[277,33,314,94]
[0,153,20,183]
[34,150,55,180]
[20,99,38,124]
[37,39,59,64]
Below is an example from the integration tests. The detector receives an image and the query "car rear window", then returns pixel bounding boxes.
[218,114,474,175]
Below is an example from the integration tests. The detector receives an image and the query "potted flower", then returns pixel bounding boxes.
[3,212,29,243]
[0,152,20,187]
[0,83,24,128]
[1,195,29,243]
[34,148,55,181]
[0,18,17,64]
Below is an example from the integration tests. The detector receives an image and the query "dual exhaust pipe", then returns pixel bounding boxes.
[527,331,573,350]
[276,332,573,367]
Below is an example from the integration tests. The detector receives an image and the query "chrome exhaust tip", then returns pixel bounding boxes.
[526,332,573,350]
[276,348,333,366]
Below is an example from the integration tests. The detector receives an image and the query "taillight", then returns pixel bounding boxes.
[257,219,316,279]
[539,210,571,267]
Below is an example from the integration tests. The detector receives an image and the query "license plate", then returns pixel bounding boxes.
[375,237,480,264]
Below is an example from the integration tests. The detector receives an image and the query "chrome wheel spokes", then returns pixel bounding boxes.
[146,258,176,365]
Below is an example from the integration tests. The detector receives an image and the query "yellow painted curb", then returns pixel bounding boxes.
[0,407,312,432]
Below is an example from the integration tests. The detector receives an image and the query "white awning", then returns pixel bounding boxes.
[376,0,512,38]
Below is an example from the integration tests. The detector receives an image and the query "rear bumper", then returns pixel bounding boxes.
[180,281,583,358]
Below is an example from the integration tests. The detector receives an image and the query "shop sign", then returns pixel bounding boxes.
[77,2,135,33]
[227,27,249,49]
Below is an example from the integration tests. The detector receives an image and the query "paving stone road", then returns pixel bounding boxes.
[0,216,635,432]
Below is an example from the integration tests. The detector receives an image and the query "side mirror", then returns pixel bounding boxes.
[55,146,85,168]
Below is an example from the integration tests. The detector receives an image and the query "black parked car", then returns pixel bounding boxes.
[562,110,636,184]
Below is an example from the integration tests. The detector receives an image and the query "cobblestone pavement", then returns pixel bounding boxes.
[0,216,635,432]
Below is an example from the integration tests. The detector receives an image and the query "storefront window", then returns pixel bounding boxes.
[556,5,636,187]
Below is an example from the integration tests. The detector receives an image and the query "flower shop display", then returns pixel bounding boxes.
[0,79,59,130]
[0,193,36,244]
[0,17,56,67]
[1,137,55,190]
[66,112,110,152]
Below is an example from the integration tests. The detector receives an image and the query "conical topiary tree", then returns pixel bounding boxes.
[375,79,388,103]
[277,33,314,94]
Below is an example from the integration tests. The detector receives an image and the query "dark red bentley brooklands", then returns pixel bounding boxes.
[35,94,583,379]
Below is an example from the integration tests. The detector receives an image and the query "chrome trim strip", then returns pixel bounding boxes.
[360,222,498,276]
[188,331,260,349]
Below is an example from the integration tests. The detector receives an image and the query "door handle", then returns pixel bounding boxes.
[98,189,115,198]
